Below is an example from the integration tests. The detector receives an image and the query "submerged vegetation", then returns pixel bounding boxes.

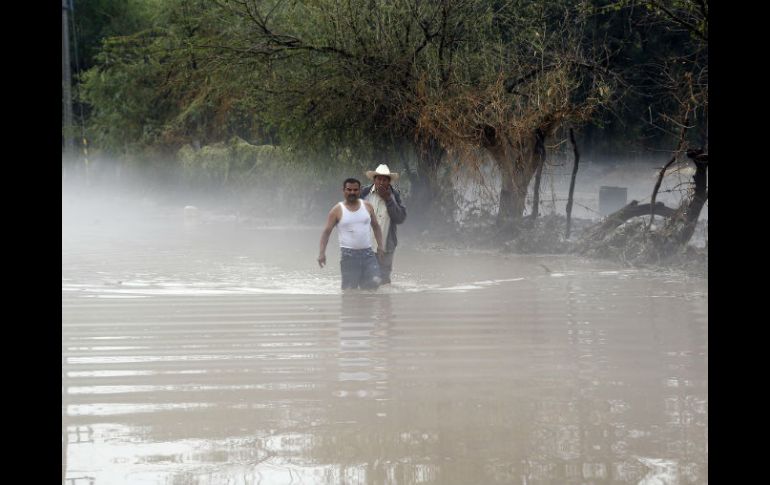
[64,0,707,269]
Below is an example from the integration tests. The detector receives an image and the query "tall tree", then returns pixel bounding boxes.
[203,0,490,221]
[202,0,613,227]
[409,1,613,230]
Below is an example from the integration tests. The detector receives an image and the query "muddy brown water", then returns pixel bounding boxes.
[62,194,707,484]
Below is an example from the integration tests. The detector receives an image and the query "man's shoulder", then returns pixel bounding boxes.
[360,184,373,196]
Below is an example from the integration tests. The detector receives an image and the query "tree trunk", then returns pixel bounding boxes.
[529,128,547,223]
[576,153,707,264]
[677,155,708,244]
[660,150,708,247]
[408,134,446,225]
[576,200,677,255]
[481,125,551,233]
[565,128,580,239]
[496,158,520,227]
[585,201,676,239]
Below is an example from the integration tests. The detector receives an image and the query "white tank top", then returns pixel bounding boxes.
[338,200,372,249]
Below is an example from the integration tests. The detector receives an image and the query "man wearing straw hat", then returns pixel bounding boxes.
[361,163,407,285]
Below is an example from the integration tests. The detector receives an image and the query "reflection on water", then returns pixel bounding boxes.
[335,293,392,401]
[63,199,707,484]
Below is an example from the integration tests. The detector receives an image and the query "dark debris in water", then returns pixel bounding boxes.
[420,214,707,277]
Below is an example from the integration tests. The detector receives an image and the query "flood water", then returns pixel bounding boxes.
[62,192,707,484]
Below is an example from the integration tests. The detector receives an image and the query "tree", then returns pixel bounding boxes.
[201,0,492,221]
[201,1,615,228]
[408,1,613,231]
[576,0,708,263]
[79,0,268,159]
[577,0,707,155]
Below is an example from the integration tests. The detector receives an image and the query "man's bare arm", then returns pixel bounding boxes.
[318,206,340,268]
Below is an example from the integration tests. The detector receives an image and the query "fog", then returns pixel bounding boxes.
[453,155,707,234]
[63,171,707,484]
[65,153,708,226]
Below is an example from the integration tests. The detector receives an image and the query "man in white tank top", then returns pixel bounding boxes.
[318,178,385,290]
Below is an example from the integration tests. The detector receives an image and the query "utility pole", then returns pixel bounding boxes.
[62,0,74,163]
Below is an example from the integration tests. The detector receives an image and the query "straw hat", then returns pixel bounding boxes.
[365,164,399,182]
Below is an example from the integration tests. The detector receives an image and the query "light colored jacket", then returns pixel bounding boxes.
[360,184,406,252]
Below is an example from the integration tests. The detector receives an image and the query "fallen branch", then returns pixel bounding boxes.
[579,200,676,251]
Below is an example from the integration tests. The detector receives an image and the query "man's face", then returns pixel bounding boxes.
[374,175,391,193]
[343,182,361,202]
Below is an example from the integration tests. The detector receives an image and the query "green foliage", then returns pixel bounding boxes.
[78,31,170,154]
[75,0,706,189]
[177,137,288,185]
[71,0,160,72]
[174,136,372,218]
[78,0,271,160]
[578,0,708,152]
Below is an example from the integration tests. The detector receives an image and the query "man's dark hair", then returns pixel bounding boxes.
[343,178,361,188]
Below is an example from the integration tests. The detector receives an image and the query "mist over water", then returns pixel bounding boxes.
[454,156,707,235]
[63,184,707,484]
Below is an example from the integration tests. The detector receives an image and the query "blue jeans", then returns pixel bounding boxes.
[340,248,381,290]
[378,250,395,284]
